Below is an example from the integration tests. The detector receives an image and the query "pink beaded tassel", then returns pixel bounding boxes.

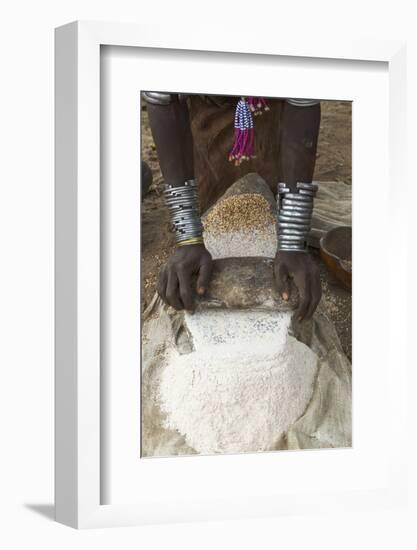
[228,97,269,165]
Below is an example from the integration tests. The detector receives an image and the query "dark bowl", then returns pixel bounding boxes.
[320,226,352,291]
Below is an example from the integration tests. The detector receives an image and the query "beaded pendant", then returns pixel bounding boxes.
[228,97,269,166]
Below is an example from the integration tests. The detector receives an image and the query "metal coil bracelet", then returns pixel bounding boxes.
[277,181,318,252]
[163,179,204,246]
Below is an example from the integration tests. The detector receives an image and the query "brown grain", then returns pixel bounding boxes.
[203,194,275,234]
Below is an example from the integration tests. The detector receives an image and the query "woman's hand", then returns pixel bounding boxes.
[157,244,213,311]
[274,250,322,321]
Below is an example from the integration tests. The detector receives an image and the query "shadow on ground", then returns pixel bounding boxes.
[25,503,55,521]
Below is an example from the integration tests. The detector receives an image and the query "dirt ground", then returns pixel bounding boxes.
[141,100,352,360]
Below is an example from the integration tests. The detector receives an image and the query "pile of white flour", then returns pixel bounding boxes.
[159,310,318,454]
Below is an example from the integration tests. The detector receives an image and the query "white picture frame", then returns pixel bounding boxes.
[55,20,407,529]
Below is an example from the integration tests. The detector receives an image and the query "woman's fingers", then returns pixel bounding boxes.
[196,261,213,296]
[165,270,183,310]
[294,270,312,321]
[177,266,194,311]
[157,246,213,311]
[274,261,291,301]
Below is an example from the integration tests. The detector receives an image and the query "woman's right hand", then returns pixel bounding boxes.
[157,244,213,311]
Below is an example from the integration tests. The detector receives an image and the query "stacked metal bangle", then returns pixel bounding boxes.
[277,181,318,252]
[163,179,204,246]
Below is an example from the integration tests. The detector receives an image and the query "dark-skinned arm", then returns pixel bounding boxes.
[144,92,212,311]
[274,100,322,321]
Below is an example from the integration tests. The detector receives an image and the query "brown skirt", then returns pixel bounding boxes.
[188,95,284,213]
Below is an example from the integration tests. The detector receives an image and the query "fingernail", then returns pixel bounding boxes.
[282,292,288,301]
[197,287,205,295]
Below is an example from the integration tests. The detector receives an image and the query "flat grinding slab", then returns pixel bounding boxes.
[197,257,299,312]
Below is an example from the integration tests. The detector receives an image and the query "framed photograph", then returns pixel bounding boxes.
[55,21,407,528]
